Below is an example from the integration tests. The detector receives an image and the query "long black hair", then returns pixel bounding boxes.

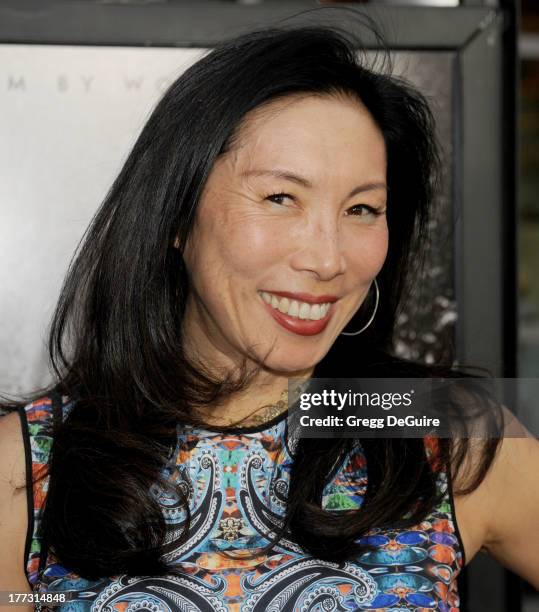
[3,22,503,577]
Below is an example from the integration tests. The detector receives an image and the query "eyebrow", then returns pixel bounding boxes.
[240,169,388,198]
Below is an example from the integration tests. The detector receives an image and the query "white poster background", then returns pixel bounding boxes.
[0,45,205,393]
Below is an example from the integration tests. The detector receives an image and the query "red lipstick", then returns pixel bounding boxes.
[261,290,338,305]
[259,291,336,336]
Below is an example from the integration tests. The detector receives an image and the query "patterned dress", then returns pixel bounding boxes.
[18,395,465,611]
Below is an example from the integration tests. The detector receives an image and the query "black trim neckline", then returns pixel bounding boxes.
[187,361,325,435]
[446,457,468,570]
[194,407,290,435]
[17,405,35,589]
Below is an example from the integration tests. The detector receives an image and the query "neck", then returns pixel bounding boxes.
[196,365,315,428]
[181,295,315,427]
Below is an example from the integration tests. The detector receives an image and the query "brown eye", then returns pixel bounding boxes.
[266,193,293,205]
[347,205,384,217]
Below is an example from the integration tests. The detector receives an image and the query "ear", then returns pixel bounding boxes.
[173,237,181,249]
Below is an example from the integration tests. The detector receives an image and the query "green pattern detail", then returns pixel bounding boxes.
[438,500,451,514]
[324,492,360,510]
[28,423,42,437]
[34,437,52,455]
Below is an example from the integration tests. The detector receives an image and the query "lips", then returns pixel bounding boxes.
[258,290,336,336]
[261,290,338,304]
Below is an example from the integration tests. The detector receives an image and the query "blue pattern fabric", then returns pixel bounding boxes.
[22,396,464,611]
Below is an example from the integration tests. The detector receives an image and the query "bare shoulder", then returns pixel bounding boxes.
[452,406,539,588]
[0,410,33,593]
[0,411,27,487]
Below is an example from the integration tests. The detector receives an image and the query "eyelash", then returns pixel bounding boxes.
[264,193,385,216]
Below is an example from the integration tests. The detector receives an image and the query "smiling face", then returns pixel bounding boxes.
[181,93,388,376]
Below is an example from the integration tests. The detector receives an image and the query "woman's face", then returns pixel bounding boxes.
[182,93,388,375]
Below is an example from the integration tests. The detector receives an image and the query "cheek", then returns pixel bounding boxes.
[346,225,389,276]
[186,208,284,292]
[212,210,286,277]
[374,226,390,264]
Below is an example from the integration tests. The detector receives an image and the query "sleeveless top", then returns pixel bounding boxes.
[18,394,465,611]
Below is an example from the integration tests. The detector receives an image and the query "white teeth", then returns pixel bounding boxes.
[289,300,299,317]
[298,303,310,320]
[309,304,321,320]
[259,291,332,321]
[277,297,289,313]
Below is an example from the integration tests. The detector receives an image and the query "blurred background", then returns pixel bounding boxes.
[0,0,536,610]
[521,0,539,384]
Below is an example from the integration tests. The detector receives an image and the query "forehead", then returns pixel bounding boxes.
[221,93,386,179]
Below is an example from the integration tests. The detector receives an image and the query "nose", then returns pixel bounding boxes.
[289,213,346,281]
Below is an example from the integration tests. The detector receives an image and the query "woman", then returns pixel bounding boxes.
[1,24,538,611]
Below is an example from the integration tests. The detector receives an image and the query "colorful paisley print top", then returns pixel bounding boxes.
[19,395,465,611]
